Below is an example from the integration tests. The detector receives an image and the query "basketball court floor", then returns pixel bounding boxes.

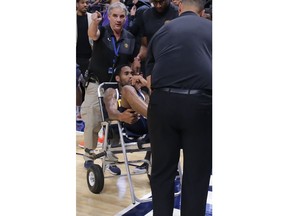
[76,129,212,216]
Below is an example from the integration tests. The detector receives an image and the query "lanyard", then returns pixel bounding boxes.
[111,36,121,58]
[108,36,122,80]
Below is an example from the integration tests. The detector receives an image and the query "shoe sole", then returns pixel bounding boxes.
[133,169,147,174]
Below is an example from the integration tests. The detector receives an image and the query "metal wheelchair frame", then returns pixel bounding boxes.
[85,82,182,204]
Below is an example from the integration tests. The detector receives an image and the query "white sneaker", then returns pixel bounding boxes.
[133,163,148,174]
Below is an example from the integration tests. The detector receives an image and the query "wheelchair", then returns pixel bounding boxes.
[83,82,182,204]
[84,82,154,204]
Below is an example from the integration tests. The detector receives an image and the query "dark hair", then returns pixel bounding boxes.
[114,64,130,77]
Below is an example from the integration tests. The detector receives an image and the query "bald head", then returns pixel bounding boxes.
[178,0,206,15]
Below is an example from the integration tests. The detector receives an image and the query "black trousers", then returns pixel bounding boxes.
[148,90,212,216]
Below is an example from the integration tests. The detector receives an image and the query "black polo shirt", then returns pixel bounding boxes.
[141,3,178,43]
[146,11,212,90]
[88,25,137,83]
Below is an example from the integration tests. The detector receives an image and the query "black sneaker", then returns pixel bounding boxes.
[106,164,121,175]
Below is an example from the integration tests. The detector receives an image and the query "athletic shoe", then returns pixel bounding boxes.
[106,164,121,175]
[84,160,94,169]
[133,163,148,174]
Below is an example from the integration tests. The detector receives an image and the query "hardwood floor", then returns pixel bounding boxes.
[76,132,152,216]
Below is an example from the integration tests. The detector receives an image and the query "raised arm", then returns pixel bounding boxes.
[88,10,102,41]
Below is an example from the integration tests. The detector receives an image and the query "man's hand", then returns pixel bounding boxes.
[131,75,147,90]
[88,10,102,40]
[132,57,141,74]
[91,10,102,24]
[130,5,137,16]
[119,109,139,124]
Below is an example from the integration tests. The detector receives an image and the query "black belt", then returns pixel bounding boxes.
[156,88,212,95]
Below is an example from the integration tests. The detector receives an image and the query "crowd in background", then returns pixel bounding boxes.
[77,0,212,215]
[76,0,212,120]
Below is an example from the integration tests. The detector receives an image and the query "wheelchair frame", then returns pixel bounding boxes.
[85,82,182,204]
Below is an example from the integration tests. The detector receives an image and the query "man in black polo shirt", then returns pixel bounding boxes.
[146,0,212,215]
[80,2,139,175]
[133,0,178,75]
[128,0,179,173]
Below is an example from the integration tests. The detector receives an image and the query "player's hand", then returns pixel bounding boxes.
[120,109,139,124]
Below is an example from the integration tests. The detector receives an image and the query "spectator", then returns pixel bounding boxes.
[127,0,151,74]
[127,0,151,37]
[76,64,83,119]
[77,0,93,78]
[171,0,181,7]
[76,0,93,110]
[203,0,212,20]
[133,0,178,76]
[87,0,106,13]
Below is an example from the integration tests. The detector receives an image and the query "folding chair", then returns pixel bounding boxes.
[85,82,153,204]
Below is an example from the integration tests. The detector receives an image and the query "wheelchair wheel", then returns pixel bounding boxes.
[87,164,104,194]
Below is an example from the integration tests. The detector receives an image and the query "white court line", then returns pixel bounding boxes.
[116,175,213,215]
[145,208,181,216]
[114,193,152,216]
[116,191,212,216]
[207,190,212,204]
